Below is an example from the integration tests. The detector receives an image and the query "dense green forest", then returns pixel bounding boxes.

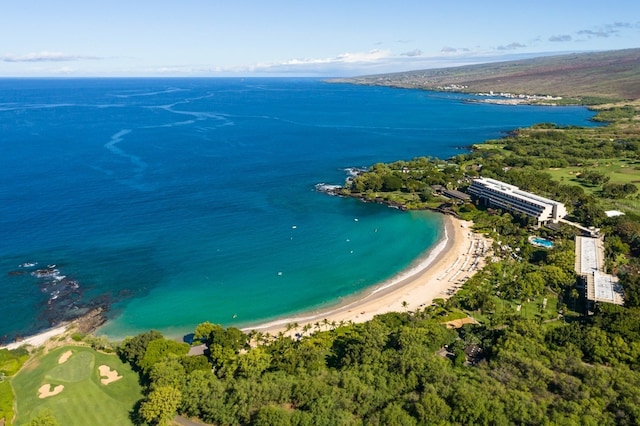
[117,303,640,426]
[5,103,640,426]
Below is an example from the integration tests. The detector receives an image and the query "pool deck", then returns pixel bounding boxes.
[529,236,554,248]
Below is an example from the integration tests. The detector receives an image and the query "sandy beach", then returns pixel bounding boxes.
[1,324,68,350]
[244,215,491,337]
[1,216,490,349]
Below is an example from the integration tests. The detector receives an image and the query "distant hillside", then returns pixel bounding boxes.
[332,48,640,102]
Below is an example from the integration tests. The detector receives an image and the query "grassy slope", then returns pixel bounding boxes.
[334,48,640,101]
[12,346,142,426]
[0,349,29,425]
[546,158,640,191]
[0,382,14,425]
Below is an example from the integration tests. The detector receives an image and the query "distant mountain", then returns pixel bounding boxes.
[331,48,640,102]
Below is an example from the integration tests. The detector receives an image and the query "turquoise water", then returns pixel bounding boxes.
[531,237,554,248]
[0,78,598,342]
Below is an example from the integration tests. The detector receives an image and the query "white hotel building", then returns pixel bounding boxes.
[468,177,567,225]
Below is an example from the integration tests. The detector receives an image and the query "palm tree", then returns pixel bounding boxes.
[302,323,312,337]
[253,331,263,346]
[570,288,580,312]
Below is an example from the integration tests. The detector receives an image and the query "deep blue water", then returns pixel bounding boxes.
[0,78,598,341]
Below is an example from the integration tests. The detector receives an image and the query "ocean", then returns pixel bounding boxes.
[0,78,598,341]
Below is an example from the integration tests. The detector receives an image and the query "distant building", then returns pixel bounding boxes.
[468,177,567,225]
[575,236,624,308]
[605,210,625,218]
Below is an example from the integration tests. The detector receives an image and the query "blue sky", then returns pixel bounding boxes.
[1,0,638,77]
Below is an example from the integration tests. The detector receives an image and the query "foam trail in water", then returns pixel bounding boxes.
[110,87,188,98]
[104,129,150,190]
[140,92,235,129]
[144,103,234,129]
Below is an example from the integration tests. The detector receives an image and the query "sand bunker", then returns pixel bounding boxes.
[58,350,73,364]
[98,365,122,385]
[444,317,479,329]
[38,384,64,398]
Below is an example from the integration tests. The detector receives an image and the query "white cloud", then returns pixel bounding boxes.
[577,29,612,38]
[248,49,394,70]
[155,49,398,76]
[1,51,101,62]
[497,42,526,51]
[218,48,545,77]
[401,49,422,57]
[575,21,639,39]
[179,47,559,77]
[2,46,586,78]
[333,49,394,63]
[549,35,572,42]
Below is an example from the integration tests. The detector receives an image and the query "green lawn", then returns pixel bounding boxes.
[12,346,142,426]
[605,196,640,213]
[472,293,561,324]
[546,158,640,194]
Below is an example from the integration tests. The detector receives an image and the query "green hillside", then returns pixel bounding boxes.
[332,48,640,102]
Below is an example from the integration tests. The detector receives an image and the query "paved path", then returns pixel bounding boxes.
[173,415,213,426]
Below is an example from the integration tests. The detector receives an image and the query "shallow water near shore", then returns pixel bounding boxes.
[0,78,599,341]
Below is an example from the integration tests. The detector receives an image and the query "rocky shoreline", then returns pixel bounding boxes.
[1,307,106,350]
[3,262,112,346]
[74,306,107,334]
[315,183,460,217]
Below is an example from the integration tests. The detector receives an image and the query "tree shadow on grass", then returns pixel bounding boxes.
[129,399,145,426]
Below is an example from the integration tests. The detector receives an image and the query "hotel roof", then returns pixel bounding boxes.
[576,236,624,306]
[577,236,601,275]
[474,177,560,206]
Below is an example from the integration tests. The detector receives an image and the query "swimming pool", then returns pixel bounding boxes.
[530,236,554,248]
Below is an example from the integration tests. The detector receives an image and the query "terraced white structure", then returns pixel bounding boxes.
[575,236,624,307]
[468,177,567,225]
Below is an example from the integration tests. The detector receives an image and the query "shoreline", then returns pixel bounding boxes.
[242,215,491,337]
[1,324,69,351]
[2,216,491,348]
[1,307,105,351]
